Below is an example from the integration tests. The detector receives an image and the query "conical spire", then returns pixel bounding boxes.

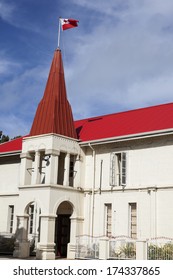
[30,49,77,139]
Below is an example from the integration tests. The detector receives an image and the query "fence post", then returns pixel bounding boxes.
[136,239,147,260]
[99,237,109,259]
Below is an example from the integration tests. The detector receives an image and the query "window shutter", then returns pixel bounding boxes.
[110,153,116,186]
[121,152,126,186]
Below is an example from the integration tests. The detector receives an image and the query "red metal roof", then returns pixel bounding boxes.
[75,102,173,142]
[30,49,77,139]
[0,137,23,154]
[1,102,173,153]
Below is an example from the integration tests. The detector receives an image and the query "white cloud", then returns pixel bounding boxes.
[64,0,173,119]
[126,73,173,107]
[2,0,173,136]
[0,114,29,138]
[0,0,15,23]
[0,53,21,76]
[0,58,49,137]
[0,0,41,32]
[72,0,129,16]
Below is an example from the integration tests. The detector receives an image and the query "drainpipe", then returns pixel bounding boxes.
[88,143,96,237]
[99,160,103,194]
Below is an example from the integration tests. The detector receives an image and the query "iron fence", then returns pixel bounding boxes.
[109,237,136,260]
[147,238,173,260]
[75,235,99,259]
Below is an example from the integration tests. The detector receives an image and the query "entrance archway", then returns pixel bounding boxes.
[55,201,73,258]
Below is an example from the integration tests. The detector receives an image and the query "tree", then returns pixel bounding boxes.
[0,131,9,143]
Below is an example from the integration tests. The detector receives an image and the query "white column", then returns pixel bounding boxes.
[149,188,157,239]
[13,215,30,258]
[63,153,70,186]
[136,240,147,260]
[73,154,81,188]
[67,216,84,259]
[99,237,109,259]
[20,153,33,185]
[36,214,56,260]
[45,150,60,185]
[32,151,41,184]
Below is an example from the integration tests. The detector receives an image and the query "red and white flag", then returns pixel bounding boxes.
[60,18,79,31]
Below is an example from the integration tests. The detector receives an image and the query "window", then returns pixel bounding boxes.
[69,160,74,178]
[129,203,137,238]
[110,152,127,186]
[8,205,14,233]
[105,204,112,237]
[69,155,76,187]
[28,205,34,234]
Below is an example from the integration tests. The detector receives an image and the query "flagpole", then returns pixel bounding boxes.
[57,17,61,49]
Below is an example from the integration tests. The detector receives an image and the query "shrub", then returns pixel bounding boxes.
[148,243,173,260]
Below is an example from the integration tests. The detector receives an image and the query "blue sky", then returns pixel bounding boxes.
[1,0,173,138]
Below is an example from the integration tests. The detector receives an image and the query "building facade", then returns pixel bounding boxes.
[0,49,173,259]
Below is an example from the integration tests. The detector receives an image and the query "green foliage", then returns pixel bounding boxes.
[0,131,9,143]
[11,135,22,140]
[0,131,21,143]
[0,235,16,254]
[148,243,173,260]
[120,242,136,258]
[110,242,136,259]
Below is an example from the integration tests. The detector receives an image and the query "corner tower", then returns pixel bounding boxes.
[15,48,83,260]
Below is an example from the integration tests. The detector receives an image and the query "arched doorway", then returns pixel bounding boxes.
[55,201,73,258]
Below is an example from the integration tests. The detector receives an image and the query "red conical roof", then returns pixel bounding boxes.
[30,49,77,139]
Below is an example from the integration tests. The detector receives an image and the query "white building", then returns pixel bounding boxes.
[0,48,173,259]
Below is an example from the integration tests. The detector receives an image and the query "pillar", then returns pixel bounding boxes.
[136,240,147,260]
[149,188,157,239]
[63,153,70,186]
[20,153,33,185]
[67,216,84,259]
[73,154,81,188]
[13,215,30,258]
[36,214,56,260]
[99,237,109,259]
[32,151,41,184]
[45,149,60,185]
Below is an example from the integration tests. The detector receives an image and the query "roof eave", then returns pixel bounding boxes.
[0,150,21,157]
[79,128,173,146]
[24,132,80,142]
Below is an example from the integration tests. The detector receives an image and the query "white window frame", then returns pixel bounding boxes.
[129,203,137,239]
[7,205,14,233]
[110,152,127,187]
[28,204,34,234]
[105,203,112,237]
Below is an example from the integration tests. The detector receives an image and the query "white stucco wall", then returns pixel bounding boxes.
[0,133,173,246]
[83,187,173,239]
[0,162,20,193]
[130,144,173,186]
[81,136,173,239]
[0,195,18,233]
[83,138,173,189]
